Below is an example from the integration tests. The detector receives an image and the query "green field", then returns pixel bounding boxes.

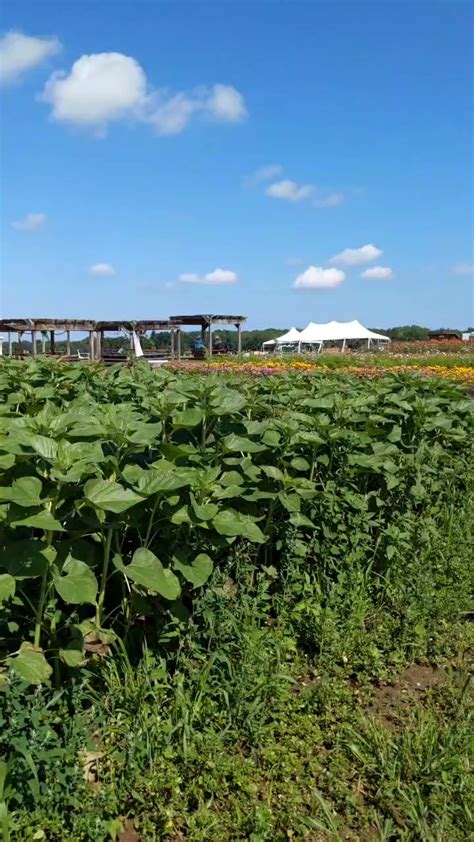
[0,359,473,840]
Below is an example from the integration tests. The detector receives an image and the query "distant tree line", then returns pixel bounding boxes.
[4,325,471,355]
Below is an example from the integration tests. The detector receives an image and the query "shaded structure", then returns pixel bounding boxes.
[170,314,246,355]
[0,314,247,361]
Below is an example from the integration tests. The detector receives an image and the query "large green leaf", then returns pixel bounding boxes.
[0,476,42,507]
[9,642,52,685]
[54,556,98,605]
[0,454,15,470]
[12,510,65,532]
[0,573,15,605]
[223,434,266,453]
[172,408,204,428]
[84,478,143,513]
[125,548,180,600]
[212,509,265,543]
[135,470,191,496]
[173,553,213,587]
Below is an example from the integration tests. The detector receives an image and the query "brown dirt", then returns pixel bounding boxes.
[118,818,141,842]
[368,663,442,727]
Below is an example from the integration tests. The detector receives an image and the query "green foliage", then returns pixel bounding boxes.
[0,358,472,686]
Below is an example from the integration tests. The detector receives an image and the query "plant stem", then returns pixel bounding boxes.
[96,527,113,627]
[34,529,53,650]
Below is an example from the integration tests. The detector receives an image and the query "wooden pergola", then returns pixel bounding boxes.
[0,314,247,360]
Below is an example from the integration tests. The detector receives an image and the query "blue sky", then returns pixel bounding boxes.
[1,0,473,329]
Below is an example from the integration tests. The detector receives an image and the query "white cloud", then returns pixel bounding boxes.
[329,243,383,266]
[452,263,474,275]
[206,84,247,122]
[314,192,345,208]
[0,31,61,85]
[42,53,147,132]
[294,266,346,289]
[243,164,283,188]
[179,268,238,285]
[41,52,248,136]
[361,266,393,279]
[89,263,115,276]
[11,212,47,230]
[266,179,315,202]
[149,92,200,135]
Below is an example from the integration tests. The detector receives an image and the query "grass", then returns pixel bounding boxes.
[2,484,473,841]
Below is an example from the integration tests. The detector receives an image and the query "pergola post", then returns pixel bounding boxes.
[176,328,181,360]
[66,330,71,356]
[236,322,242,354]
[89,331,95,360]
[95,331,102,360]
[31,330,37,357]
[208,321,213,356]
[42,333,46,354]
[18,331,23,356]
[170,330,175,359]
[50,331,56,355]
[8,332,12,356]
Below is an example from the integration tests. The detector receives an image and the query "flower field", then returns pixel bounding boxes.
[170,351,474,385]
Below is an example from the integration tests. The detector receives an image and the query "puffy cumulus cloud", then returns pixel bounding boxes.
[41,53,147,132]
[314,192,345,208]
[452,263,474,275]
[0,31,61,85]
[11,212,47,230]
[179,268,238,285]
[40,52,248,136]
[362,266,393,279]
[243,164,283,188]
[330,243,383,266]
[294,266,346,289]
[266,179,315,202]
[206,84,247,122]
[89,263,115,276]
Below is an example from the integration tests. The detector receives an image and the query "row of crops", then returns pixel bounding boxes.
[0,358,472,685]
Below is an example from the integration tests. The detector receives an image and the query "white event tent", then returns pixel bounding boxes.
[297,320,390,352]
[262,327,301,350]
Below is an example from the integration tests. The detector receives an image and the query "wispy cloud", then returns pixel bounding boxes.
[266,179,315,202]
[330,243,383,266]
[179,268,238,285]
[314,192,345,208]
[89,263,115,276]
[243,164,283,188]
[452,263,474,276]
[0,31,61,85]
[12,212,47,230]
[361,266,393,279]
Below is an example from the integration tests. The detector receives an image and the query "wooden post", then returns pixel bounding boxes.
[99,331,104,360]
[95,331,102,360]
[341,338,346,353]
[208,322,212,356]
[237,323,242,354]
[18,331,23,356]
[42,333,46,353]
[31,330,37,357]
[50,331,56,355]
[177,328,182,360]
[8,332,12,356]
[66,330,71,356]
[89,331,95,360]
[170,330,175,359]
